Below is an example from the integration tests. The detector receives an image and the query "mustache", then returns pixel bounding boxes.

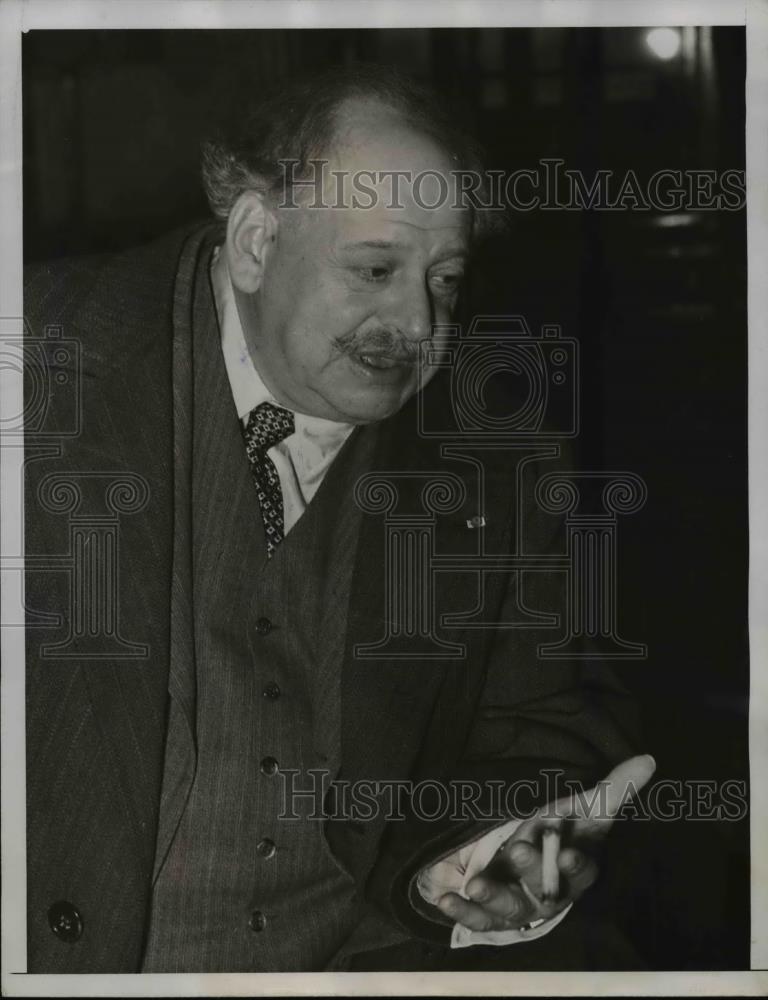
[333,329,425,364]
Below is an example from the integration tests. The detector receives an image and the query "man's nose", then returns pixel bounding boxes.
[388,276,433,343]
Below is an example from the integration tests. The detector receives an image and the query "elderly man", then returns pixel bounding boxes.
[24,64,651,973]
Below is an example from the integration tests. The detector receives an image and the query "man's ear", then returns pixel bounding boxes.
[226,190,278,294]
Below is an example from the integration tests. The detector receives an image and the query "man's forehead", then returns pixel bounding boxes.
[322,136,471,248]
[333,211,470,255]
[277,99,473,248]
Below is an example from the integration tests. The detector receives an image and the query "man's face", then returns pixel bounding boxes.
[232,104,471,423]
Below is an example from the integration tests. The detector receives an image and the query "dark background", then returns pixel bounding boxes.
[22,27,748,969]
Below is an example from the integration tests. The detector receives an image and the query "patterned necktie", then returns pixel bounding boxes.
[242,401,296,557]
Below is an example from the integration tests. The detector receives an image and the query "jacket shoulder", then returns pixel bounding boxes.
[23,220,223,364]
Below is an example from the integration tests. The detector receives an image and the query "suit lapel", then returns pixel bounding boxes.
[164,223,235,733]
[307,423,377,752]
[151,224,262,874]
[189,238,267,662]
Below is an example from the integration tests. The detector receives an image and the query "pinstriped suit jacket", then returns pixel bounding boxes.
[23,221,640,972]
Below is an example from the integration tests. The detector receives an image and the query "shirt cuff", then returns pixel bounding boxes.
[416,818,574,950]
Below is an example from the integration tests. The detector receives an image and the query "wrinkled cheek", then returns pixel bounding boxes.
[288,322,334,372]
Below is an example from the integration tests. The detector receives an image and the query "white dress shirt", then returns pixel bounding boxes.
[211,244,570,949]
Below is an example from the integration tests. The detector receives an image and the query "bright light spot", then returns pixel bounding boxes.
[645,27,681,60]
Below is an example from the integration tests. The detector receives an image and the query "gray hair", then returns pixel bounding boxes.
[201,62,496,237]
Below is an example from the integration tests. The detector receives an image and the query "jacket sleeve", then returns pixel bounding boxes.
[385,441,644,944]
[390,650,641,942]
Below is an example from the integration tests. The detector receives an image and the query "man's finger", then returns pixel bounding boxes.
[504,839,544,897]
[557,846,598,897]
[565,754,656,835]
[465,875,533,920]
[437,892,530,931]
[598,754,657,817]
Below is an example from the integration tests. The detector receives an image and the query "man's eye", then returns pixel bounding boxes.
[357,267,391,283]
[430,273,464,292]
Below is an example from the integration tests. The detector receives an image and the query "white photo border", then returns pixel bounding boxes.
[1,1,764,995]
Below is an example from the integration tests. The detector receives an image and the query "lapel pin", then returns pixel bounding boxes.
[466,515,486,529]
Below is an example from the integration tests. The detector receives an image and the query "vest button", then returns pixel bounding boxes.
[255,617,273,636]
[260,756,279,776]
[249,909,267,932]
[48,901,83,943]
[256,837,277,859]
[262,681,281,700]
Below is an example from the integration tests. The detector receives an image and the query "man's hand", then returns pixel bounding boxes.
[431,754,656,934]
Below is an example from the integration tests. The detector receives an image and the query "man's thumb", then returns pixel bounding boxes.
[600,753,657,818]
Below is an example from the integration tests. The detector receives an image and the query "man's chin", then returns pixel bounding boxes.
[327,384,415,425]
